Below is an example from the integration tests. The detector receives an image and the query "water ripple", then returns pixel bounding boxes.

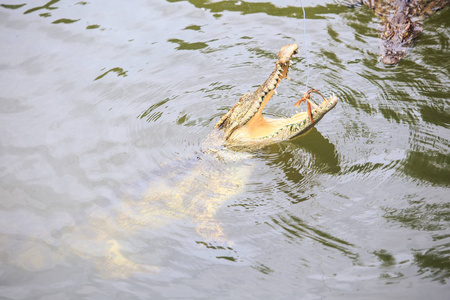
[270,213,357,258]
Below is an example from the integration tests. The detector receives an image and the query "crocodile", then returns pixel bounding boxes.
[10,44,337,278]
[356,0,449,64]
[207,43,337,151]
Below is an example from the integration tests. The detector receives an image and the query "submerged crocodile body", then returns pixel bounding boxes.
[11,44,337,278]
[357,0,449,64]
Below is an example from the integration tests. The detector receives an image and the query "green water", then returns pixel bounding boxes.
[0,0,449,299]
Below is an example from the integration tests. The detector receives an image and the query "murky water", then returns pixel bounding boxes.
[1,0,449,299]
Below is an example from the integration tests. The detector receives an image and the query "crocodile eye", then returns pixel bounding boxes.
[384,23,394,40]
[400,21,412,40]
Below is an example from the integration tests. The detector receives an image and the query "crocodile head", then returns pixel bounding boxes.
[214,43,337,151]
[379,2,422,65]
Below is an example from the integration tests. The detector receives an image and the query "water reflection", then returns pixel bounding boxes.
[52,18,80,24]
[166,0,344,18]
[139,97,171,123]
[288,128,341,174]
[24,0,59,15]
[94,67,128,81]
[414,239,450,284]
[86,24,100,30]
[373,249,396,267]
[402,150,450,186]
[168,38,209,50]
[0,4,27,10]
[246,129,340,206]
[383,199,450,232]
[270,213,356,258]
[383,197,450,283]
[4,1,93,28]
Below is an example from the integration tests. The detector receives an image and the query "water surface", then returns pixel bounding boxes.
[0,0,449,299]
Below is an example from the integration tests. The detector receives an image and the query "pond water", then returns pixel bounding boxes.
[0,0,449,299]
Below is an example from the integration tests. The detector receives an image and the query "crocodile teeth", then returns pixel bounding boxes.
[273,73,280,81]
